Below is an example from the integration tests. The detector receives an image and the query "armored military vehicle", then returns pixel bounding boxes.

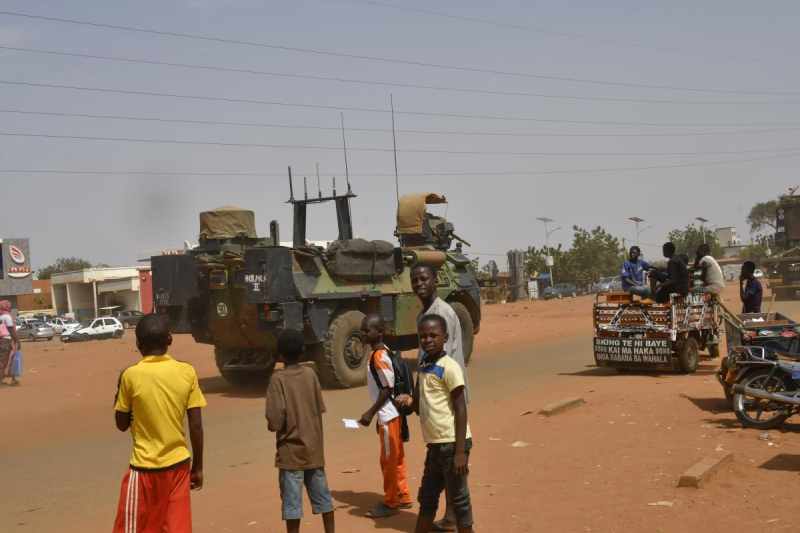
[152,172,481,388]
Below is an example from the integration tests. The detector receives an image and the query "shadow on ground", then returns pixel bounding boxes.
[560,362,720,378]
[331,490,417,531]
[198,375,266,398]
[682,395,730,414]
[760,454,800,472]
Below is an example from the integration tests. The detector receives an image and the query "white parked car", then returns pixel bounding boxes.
[48,317,79,334]
[61,317,125,342]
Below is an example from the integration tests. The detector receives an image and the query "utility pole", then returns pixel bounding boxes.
[536,217,561,286]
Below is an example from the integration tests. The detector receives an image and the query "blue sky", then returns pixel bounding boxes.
[1,1,799,269]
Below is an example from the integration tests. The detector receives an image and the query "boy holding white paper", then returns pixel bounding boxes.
[358,313,413,518]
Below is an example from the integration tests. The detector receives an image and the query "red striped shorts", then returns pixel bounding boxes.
[112,460,192,533]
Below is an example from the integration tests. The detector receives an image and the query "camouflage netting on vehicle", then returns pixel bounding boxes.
[396,193,447,235]
[326,239,396,281]
[199,206,258,239]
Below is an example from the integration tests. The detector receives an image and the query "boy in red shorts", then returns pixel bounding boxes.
[113,314,206,532]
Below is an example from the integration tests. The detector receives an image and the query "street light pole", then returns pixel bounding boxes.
[628,216,645,247]
[696,217,709,244]
[536,217,560,285]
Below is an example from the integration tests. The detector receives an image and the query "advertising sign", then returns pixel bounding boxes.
[594,337,672,365]
[0,238,34,295]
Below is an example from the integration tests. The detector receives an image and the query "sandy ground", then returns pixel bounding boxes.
[4,282,800,532]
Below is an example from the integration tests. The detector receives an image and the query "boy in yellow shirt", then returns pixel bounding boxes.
[113,314,206,532]
[398,314,474,533]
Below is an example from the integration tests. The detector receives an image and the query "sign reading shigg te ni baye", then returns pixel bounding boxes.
[594,337,672,364]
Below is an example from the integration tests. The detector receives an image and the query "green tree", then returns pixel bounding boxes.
[37,257,93,280]
[667,225,722,259]
[568,226,625,285]
[525,226,624,285]
[747,199,779,235]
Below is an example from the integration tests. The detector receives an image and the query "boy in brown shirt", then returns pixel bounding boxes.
[266,329,335,533]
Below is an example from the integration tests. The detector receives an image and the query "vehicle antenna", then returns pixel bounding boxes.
[303,176,308,200]
[288,165,294,202]
[316,162,322,198]
[340,113,351,194]
[390,94,400,207]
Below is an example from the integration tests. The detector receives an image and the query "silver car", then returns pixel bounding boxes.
[19,321,55,341]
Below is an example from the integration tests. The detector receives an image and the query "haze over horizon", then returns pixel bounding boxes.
[1,1,798,270]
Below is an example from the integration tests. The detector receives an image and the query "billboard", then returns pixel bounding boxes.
[0,238,34,296]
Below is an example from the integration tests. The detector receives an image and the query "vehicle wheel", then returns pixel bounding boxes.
[48,337,53,341]
[449,301,475,365]
[113,330,124,339]
[677,337,699,374]
[733,369,791,429]
[215,347,274,388]
[315,310,367,389]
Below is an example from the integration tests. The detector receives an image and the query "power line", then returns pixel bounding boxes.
[7,79,800,128]
[5,130,800,157]
[1,45,791,105]
[353,0,763,65]
[0,9,796,97]
[3,150,800,177]
[4,108,800,138]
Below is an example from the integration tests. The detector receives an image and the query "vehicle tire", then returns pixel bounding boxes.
[315,310,367,389]
[733,369,791,429]
[113,330,123,339]
[677,337,699,374]
[215,347,274,388]
[48,337,53,341]
[449,301,475,365]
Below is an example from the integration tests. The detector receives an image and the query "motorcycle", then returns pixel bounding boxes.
[731,346,800,429]
[718,345,775,402]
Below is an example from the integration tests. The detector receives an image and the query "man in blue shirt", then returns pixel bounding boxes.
[740,261,763,313]
[621,246,652,298]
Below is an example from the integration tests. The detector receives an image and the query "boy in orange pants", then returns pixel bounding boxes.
[359,314,413,518]
[112,314,206,532]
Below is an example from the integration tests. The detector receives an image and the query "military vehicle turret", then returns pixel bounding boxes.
[151,171,481,388]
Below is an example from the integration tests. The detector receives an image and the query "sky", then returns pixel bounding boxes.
[1,1,799,271]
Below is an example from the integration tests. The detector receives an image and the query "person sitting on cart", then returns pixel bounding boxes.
[652,242,689,304]
[694,243,726,295]
[740,261,763,314]
[621,246,652,298]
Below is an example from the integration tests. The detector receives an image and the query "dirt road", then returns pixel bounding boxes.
[4,289,800,532]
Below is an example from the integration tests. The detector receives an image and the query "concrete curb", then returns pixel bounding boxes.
[539,397,586,417]
[677,452,733,488]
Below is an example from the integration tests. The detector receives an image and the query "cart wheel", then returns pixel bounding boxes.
[678,338,699,374]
